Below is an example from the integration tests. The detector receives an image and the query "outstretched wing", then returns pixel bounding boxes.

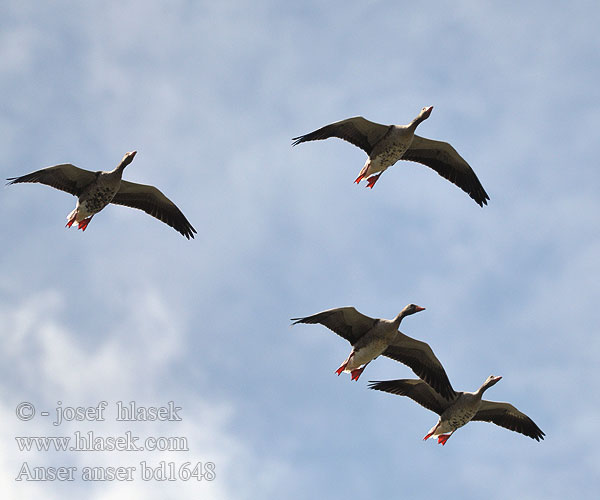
[473,400,545,441]
[292,117,391,155]
[111,180,196,239]
[368,378,452,415]
[291,306,377,345]
[7,164,97,197]
[403,135,489,207]
[383,332,456,399]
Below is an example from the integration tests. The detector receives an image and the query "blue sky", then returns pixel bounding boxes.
[1,0,599,498]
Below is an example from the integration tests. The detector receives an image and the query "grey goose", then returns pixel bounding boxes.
[292,106,489,206]
[369,375,544,444]
[291,304,455,399]
[7,151,196,239]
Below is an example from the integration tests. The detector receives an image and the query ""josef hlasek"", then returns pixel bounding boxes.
[53,401,182,426]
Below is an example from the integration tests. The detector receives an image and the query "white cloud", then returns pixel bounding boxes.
[0,287,295,499]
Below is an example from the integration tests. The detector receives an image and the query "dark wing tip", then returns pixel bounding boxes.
[290,126,341,148]
[382,346,456,400]
[476,404,546,441]
[525,419,545,441]
[6,175,28,185]
[509,416,545,441]
[458,177,489,207]
[403,147,491,207]
[474,189,490,207]
[153,204,197,240]
[367,379,418,399]
[181,224,197,239]
[159,213,196,239]
[368,380,401,394]
[466,176,490,207]
[291,135,309,147]
[417,370,455,400]
[422,368,456,400]
[518,423,545,441]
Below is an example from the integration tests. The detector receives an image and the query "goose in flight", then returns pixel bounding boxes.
[292,106,489,206]
[291,304,455,399]
[369,375,545,445]
[7,151,196,239]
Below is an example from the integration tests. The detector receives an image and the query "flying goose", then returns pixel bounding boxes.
[369,375,545,445]
[292,106,489,206]
[6,151,196,239]
[291,304,455,399]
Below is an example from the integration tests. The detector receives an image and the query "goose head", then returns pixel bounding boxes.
[394,303,426,323]
[419,106,433,120]
[117,150,137,170]
[409,106,433,128]
[403,303,426,316]
[482,374,502,391]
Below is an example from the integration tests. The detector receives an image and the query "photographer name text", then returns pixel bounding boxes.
[16,401,182,425]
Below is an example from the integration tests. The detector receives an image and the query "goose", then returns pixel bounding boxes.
[291,304,455,399]
[6,151,196,239]
[369,375,545,445]
[292,106,489,206]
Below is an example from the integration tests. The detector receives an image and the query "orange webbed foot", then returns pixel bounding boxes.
[77,217,92,231]
[350,367,365,381]
[437,434,451,445]
[366,173,382,188]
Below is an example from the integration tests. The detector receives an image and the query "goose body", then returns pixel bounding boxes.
[292,106,489,206]
[291,304,455,399]
[66,159,131,227]
[369,375,545,445]
[7,151,196,239]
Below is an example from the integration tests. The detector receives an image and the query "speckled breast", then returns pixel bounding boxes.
[443,407,478,432]
[374,144,410,167]
[80,185,119,214]
[370,130,412,169]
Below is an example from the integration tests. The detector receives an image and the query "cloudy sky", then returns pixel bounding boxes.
[1,0,599,498]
